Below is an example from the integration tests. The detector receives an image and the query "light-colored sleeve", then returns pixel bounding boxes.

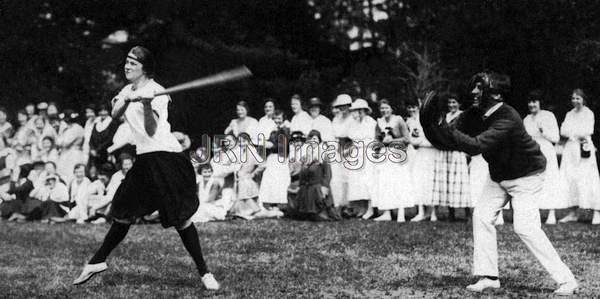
[560,111,573,138]
[540,112,560,143]
[150,94,170,121]
[51,184,70,202]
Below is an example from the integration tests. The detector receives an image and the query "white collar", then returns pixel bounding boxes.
[483,102,503,119]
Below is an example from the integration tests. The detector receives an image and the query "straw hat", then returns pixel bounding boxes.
[349,99,372,113]
[332,94,352,107]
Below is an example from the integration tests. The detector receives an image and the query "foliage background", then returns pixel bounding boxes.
[2,0,600,139]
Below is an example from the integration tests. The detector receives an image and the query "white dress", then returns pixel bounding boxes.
[559,106,600,210]
[329,114,354,207]
[258,153,291,204]
[372,115,414,210]
[290,111,312,136]
[406,116,438,206]
[347,115,376,202]
[523,110,566,209]
[309,115,334,142]
[190,176,229,222]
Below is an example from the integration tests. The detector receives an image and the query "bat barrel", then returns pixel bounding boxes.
[154,66,253,97]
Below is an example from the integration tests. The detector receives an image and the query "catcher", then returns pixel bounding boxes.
[420,71,577,295]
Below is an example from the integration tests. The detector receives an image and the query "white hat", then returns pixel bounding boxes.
[349,99,372,113]
[332,94,352,107]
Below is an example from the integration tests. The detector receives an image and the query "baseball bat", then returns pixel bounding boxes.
[154,66,252,97]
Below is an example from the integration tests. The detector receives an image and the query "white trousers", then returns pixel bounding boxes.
[473,172,575,284]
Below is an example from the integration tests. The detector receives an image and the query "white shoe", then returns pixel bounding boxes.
[430,214,438,222]
[466,278,500,292]
[201,273,220,290]
[545,215,557,225]
[374,212,392,222]
[558,214,578,223]
[592,211,600,225]
[73,262,108,285]
[554,281,578,296]
[361,208,374,220]
[91,218,106,224]
[410,214,426,222]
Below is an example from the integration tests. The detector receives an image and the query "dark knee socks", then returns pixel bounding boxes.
[89,222,131,264]
[177,224,209,276]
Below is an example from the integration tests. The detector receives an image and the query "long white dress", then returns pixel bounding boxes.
[347,115,376,202]
[523,110,566,209]
[329,114,354,207]
[559,106,600,210]
[372,115,414,210]
[406,116,438,206]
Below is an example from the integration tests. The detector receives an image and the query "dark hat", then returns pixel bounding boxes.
[32,160,46,168]
[308,97,323,108]
[290,131,306,142]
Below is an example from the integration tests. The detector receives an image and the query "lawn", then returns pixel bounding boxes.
[1,212,599,298]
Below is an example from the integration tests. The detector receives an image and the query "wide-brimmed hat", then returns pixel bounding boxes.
[332,94,352,107]
[308,97,323,108]
[349,99,372,113]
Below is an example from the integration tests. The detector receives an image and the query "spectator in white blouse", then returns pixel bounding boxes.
[82,104,97,164]
[289,94,312,136]
[307,97,334,142]
[256,98,278,144]
[225,101,259,141]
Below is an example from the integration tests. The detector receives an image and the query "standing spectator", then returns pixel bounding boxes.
[372,100,414,222]
[406,102,439,222]
[307,97,334,142]
[0,107,13,139]
[82,104,97,164]
[224,101,258,138]
[522,90,564,224]
[347,99,377,219]
[88,105,117,168]
[289,94,312,136]
[257,110,290,217]
[30,115,57,157]
[256,98,278,144]
[558,89,600,224]
[432,94,471,221]
[56,110,85,182]
[330,94,354,209]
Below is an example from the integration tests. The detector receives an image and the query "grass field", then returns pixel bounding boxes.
[1,211,599,298]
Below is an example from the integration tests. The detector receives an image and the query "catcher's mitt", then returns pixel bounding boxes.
[419,91,457,151]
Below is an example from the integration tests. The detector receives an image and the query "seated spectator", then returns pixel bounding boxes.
[11,110,30,147]
[32,136,59,163]
[0,136,16,179]
[287,130,340,221]
[0,164,34,221]
[30,174,69,222]
[82,104,97,164]
[53,164,91,223]
[12,142,32,170]
[229,133,263,220]
[85,163,115,224]
[190,164,230,222]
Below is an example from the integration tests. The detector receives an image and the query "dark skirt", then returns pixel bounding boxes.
[288,183,341,221]
[39,201,68,219]
[0,200,23,218]
[109,151,199,228]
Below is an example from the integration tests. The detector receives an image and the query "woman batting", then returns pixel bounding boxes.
[73,46,220,290]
